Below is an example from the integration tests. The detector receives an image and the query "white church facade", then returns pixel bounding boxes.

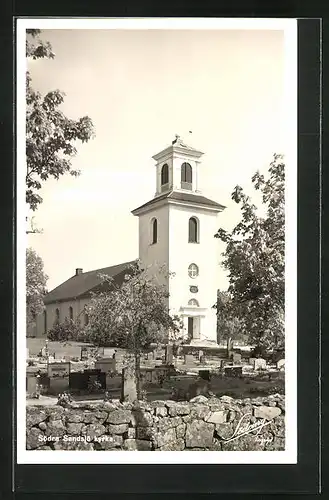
[29,136,225,346]
[132,135,225,345]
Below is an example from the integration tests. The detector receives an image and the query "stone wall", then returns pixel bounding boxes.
[26,394,285,451]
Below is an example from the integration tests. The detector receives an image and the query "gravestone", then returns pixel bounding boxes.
[198,350,204,363]
[165,345,173,365]
[69,371,87,392]
[121,360,137,402]
[69,369,105,393]
[103,347,115,358]
[199,370,210,381]
[277,358,285,370]
[154,348,163,360]
[220,359,229,370]
[47,361,70,378]
[26,375,38,394]
[249,357,256,367]
[81,347,88,360]
[232,352,242,364]
[185,354,195,366]
[49,376,69,395]
[254,358,267,371]
[224,366,243,377]
[95,358,116,374]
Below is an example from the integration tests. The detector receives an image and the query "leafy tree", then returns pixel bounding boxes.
[85,262,182,398]
[26,247,48,328]
[26,29,95,211]
[215,154,285,354]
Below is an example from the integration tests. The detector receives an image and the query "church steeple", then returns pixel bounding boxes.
[152,135,204,197]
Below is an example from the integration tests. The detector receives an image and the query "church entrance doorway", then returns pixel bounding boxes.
[188,316,200,340]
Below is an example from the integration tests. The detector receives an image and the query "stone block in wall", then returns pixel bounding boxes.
[156,428,176,448]
[185,420,215,448]
[176,422,186,439]
[67,422,84,435]
[131,410,153,427]
[190,405,211,420]
[45,419,66,438]
[53,439,94,451]
[215,422,234,440]
[106,409,132,425]
[155,406,168,417]
[221,433,264,451]
[108,423,129,435]
[26,408,47,427]
[126,427,136,439]
[26,427,45,450]
[46,406,65,421]
[206,410,228,425]
[168,402,190,416]
[189,395,208,404]
[82,423,107,438]
[124,439,152,451]
[97,434,123,450]
[253,405,281,420]
[157,416,183,431]
[159,438,185,451]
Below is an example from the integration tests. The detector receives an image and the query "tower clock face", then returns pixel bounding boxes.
[190,285,198,293]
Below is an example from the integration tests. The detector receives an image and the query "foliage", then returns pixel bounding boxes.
[47,317,84,342]
[215,154,285,354]
[216,290,245,347]
[26,29,95,211]
[26,247,48,328]
[85,261,182,397]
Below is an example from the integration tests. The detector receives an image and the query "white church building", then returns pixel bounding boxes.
[30,136,225,346]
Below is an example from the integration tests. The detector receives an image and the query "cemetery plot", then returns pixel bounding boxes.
[95,358,116,374]
[47,361,70,378]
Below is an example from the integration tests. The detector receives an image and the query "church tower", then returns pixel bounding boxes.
[132,135,225,346]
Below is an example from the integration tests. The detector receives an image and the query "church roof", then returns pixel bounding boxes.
[44,261,136,304]
[152,135,204,160]
[132,190,226,215]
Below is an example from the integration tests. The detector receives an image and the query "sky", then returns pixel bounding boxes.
[25,27,285,291]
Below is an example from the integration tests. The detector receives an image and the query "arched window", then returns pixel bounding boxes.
[55,308,60,325]
[188,263,199,278]
[84,313,89,326]
[161,163,169,186]
[69,306,73,321]
[188,299,199,307]
[151,218,158,244]
[181,162,192,190]
[188,217,199,243]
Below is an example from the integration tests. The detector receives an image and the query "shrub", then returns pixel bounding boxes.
[47,318,84,342]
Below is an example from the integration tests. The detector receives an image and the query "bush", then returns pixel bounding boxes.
[47,318,84,342]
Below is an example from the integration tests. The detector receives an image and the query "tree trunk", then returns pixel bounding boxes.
[135,349,141,399]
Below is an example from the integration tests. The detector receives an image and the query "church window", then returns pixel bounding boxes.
[181,162,192,190]
[188,217,199,243]
[84,313,89,326]
[69,306,73,321]
[188,298,199,306]
[151,218,158,244]
[55,308,60,325]
[188,263,199,278]
[161,163,169,186]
